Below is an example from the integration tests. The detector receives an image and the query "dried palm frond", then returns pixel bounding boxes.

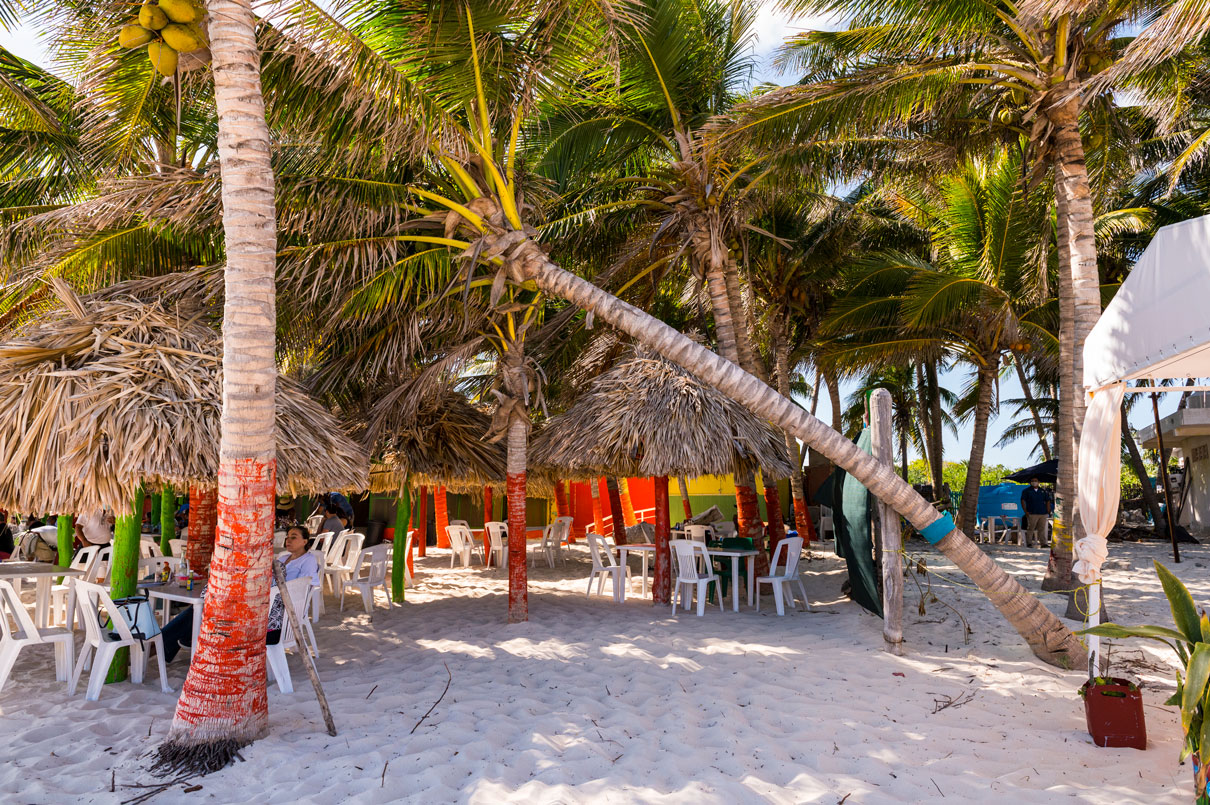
[0,280,368,513]
[531,348,793,481]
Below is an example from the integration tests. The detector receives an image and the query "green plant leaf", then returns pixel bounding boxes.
[1077,623,1188,657]
[1165,690,1182,706]
[1183,644,1210,732]
[1202,687,1210,756]
[1201,611,1210,644]
[1156,560,1202,645]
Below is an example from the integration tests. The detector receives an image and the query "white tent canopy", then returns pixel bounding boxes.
[1084,215,1210,391]
[1077,214,1210,675]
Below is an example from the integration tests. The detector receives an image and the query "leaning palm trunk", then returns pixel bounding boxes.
[957,362,998,535]
[774,324,811,539]
[1045,99,1099,592]
[520,243,1085,668]
[156,0,279,772]
[677,476,693,519]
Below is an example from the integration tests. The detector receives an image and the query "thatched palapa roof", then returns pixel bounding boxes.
[0,282,369,513]
[531,350,793,480]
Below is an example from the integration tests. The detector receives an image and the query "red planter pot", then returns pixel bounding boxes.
[1079,677,1146,750]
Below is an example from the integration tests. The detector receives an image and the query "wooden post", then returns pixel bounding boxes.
[871,388,903,653]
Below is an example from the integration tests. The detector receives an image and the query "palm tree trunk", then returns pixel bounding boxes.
[416,486,428,557]
[106,492,142,683]
[773,318,812,540]
[605,476,627,544]
[926,363,945,502]
[704,263,742,364]
[1045,98,1099,591]
[618,478,638,526]
[824,366,843,434]
[506,417,528,623]
[590,477,606,536]
[158,0,279,766]
[525,247,1085,668]
[957,361,998,535]
[392,478,410,602]
[653,475,671,604]
[159,485,176,556]
[900,427,909,481]
[677,476,693,519]
[1014,356,1053,462]
[56,514,73,570]
[434,486,450,548]
[185,485,217,576]
[1121,416,1165,528]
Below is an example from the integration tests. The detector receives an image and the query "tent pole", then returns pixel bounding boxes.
[1150,392,1181,563]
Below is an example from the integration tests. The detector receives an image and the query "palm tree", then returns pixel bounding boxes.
[154,0,280,773]
[740,0,1206,588]
[824,150,1052,535]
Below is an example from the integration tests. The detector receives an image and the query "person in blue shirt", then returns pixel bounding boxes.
[1019,478,1053,548]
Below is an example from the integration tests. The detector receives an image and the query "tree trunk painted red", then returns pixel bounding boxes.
[765,483,785,555]
[565,482,582,543]
[507,471,528,623]
[554,480,569,520]
[653,476,671,605]
[736,478,767,574]
[171,457,275,744]
[434,486,450,548]
[794,496,816,546]
[606,477,627,544]
[186,485,218,576]
[618,478,638,526]
[590,477,606,537]
[484,486,493,522]
[680,479,693,519]
[416,486,428,557]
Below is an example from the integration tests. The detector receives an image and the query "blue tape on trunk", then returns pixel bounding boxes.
[920,514,955,545]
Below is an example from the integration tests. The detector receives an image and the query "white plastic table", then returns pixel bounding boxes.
[141,579,206,649]
[0,562,84,628]
[706,548,758,612]
[615,543,655,601]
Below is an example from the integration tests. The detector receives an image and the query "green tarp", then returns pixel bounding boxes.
[831,428,882,617]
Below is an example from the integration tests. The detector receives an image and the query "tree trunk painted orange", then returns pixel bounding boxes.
[416,486,428,557]
[506,416,529,622]
[736,476,767,574]
[590,477,606,537]
[794,496,815,546]
[565,482,582,543]
[618,478,638,526]
[653,475,671,605]
[171,458,276,744]
[765,483,785,554]
[678,476,693,519]
[434,486,450,548]
[554,481,569,520]
[186,485,218,576]
[605,477,627,545]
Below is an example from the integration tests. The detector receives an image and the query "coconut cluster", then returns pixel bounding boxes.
[119,0,210,77]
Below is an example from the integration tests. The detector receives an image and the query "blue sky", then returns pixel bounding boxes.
[3,6,1177,471]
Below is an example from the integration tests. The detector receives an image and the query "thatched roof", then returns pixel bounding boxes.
[368,387,507,494]
[530,350,793,480]
[0,282,369,513]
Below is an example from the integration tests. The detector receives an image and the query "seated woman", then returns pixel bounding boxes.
[160,525,320,663]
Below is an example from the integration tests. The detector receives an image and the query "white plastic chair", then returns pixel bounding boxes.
[340,543,391,613]
[168,538,186,556]
[585,532,630,602]
[531,523,561,569]
[92,546,112,583]
[69,579,171,701]
[305,514,324,535]
[139,539,163,558]
[311,531,335,557]
[670,539,723,616]
[817,505,835,540]
[50,545,101,626]
[485,522,507,568]
[756,536,810,616]
[684,524,714,543]
[323,532,364,593]
[266,577,314,694]
[0,579,74,692]
[450,519,470,530]
[307,549,327,625]
[446,525,478,568]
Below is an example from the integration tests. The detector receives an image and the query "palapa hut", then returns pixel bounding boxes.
[0,281,369,598]
[531,349,793,603]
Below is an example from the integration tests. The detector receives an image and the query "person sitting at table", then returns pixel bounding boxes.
[320,504,345,537]
[159,525,320,663]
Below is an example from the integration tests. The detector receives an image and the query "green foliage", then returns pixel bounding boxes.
[1078,561,1210,761]
[905,459,1015,490]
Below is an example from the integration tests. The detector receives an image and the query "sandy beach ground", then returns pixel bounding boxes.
[1,537,1204,804]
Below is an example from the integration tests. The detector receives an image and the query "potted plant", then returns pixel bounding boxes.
[1079,561,1209,803]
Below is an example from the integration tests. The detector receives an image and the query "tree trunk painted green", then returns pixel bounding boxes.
[392,478,410,603]
[107,489,144,683]
[160,485,176,555]
[56,514,73,582]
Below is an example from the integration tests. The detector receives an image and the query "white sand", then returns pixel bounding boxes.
[1,538,1205,804]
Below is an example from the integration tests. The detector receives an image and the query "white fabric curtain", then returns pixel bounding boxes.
[1074,382,1127,584]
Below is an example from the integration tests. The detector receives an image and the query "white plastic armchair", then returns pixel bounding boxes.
[266,577,314,694]
[0,580,74,693]
[340,543,391,613]
[139,539,163,558]
[446,525,477,568]
[670,539,723,616]
[69,579,170,701]
[50,545,101,627]
[585,532,630,602]
[755,536,810,616]
[484,523,506,569]
[323,532,364,593]
[168,538,186,557]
